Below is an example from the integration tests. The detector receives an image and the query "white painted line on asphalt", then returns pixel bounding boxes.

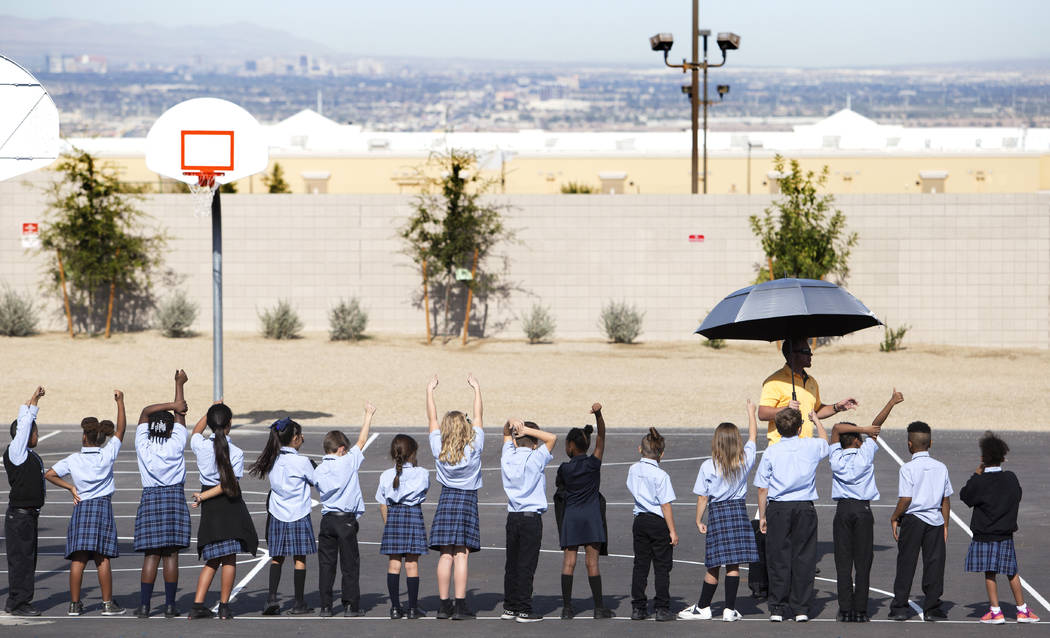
[224,550,272,608]
[36,430,61,443]
[362,432,379,451]
[877,436,1050,615]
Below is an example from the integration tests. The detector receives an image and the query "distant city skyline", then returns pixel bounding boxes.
[4,0,1050,68]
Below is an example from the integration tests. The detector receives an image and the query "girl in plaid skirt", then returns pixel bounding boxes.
[249,417,317,616]
[377,434,430,619]
[45,390,128,617]
[132,370,191,619]
[960,432,1039,624]
[679,399,759,622]
[426,374,484,620]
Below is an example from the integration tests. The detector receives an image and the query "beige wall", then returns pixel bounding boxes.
[2,173,1048,348]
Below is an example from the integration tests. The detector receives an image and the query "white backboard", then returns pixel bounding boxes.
[0,55,60,182]
[146,98,267,185]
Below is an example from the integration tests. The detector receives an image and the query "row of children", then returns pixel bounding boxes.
[2,374,1039,624]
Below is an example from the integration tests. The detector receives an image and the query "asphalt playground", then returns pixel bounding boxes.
[2,426,1049,637]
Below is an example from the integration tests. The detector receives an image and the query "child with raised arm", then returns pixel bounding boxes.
[132,370,191,619]
[4,386,46,617]
[680,399,759,622]
[314,403,374,618]
[500,418,557,623]
[556,403,614,619]
[428,374,485,620]
[45,390,128,616]
[754,408,829,622]
[188,402,258,619]
[626,428,678,622]
[888,421,952,622]
[827,389,902,623]
[961,432,1038,624]
[376,434,429,620]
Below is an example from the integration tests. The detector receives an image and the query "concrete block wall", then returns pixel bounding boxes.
[2,173,1047,348]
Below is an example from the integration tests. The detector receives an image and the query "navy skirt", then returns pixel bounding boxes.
[429,486,481,552]
[267,514,317,556]
[201,538,244,561]
[965,538,1018,575]
[705,498,759,567]
[381,503,429,555]
[66,494,119,559]
[133,483,191,553]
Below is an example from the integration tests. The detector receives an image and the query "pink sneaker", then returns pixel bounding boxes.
[1017,609,1040,623]
[980,609,1005,624]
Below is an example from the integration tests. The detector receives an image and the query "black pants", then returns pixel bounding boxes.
[749,518,768,596]
[833,499,874,614]
[765,501,817,616]
[631,513,673,611]
[317,513,360,608]
[4,506,39,612]
[504,512,543,613]
[891,514,945,614]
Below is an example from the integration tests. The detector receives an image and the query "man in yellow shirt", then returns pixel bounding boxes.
[758,338,858,444]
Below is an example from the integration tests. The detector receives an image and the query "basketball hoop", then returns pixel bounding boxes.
[186,171,221,217]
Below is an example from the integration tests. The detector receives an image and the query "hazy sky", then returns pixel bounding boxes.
[6,0,1050,67]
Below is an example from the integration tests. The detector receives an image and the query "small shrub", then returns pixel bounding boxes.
[561,181,597,194]
[879,323,910,352]
[155,290,198,338]
[329,298,368,341]
[0,287,38,336]
[521,303,556,344]
[600,300,644,344]
[703,337,727,349]
[260,299,303,340]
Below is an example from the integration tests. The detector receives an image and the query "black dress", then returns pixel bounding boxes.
[196,483,259,559]
[555,454,608,552]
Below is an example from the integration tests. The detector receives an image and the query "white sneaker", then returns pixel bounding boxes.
[678,604,712,620]
[722,608,741,622]
[770,614,783,622]
[795,614,809,622]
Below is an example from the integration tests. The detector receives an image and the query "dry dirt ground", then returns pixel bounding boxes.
[1,331,1046,432]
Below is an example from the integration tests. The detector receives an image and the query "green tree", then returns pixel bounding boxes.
[38,150,166,337]
[262,162,291,193]
[749,155,858,283]
[400,149,514,342]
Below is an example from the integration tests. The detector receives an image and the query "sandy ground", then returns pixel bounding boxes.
[1,331,1047,432]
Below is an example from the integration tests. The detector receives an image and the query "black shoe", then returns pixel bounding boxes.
[164,604,179,618]
[10,605,42,617]
[501,607,518,619]
[390,606,404,619]
[516,611,544,623]
[319,605,334,617]
[752,589,768,603]
[134,604,151,619]
[343,606,364,617]
[561,604,576,619]
[217,603,233,620]
[631,607,649,621]
[855,612,870,623]
[405,607,426,619]
[836,610,850,622]
[262,597,281,616]
[888,609,910,621]
[924,608,947,622]
[593,606,615,619]
[436,599,453,620]
[188,604,214,619]
[451,599,475,620]
[287,602,314,616]
[654,609,676,622]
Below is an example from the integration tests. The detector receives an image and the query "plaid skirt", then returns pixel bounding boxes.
[66,495,119,559]
[705,498,760,567]
[965,538,1019,575]
[133,483,191,552]
[380,503,429,555]
[201,538,245,561]
[267,514,317,557]
[429,486,481,552]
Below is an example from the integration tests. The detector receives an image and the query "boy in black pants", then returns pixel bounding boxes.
[4,386,45,617]
[889,421,952,621]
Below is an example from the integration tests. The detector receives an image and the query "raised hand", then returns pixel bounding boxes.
[113,390,124,403]
[34,386,45,399]
[746,398,755,417]
[175,369,188,384]
[466,373,480,390]
[365,402,377,417]
[174,399,189,415]
[590,402,602,414]
[867,424,882,437]
[788,399,800,411]
[890,388,904,405]
[427,375,439,392]
[509,418,525,438]
[838,398,859,411]
[808,410,819,424]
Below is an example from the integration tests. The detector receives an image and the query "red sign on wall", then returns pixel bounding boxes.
[688,234,705,243]
[21,222,40,248]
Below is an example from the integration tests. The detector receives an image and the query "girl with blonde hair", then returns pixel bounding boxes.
[680,399,759,622]
[426,374,484,620]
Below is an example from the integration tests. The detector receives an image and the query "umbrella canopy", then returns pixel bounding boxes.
[696,278,881,341]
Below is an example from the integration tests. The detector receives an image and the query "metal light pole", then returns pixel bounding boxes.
[650,3,739,194]
[747,140,763,195]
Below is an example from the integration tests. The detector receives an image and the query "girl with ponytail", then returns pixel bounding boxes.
[45,390,128,617]
[375,434,429,619]
[187,402,258,619]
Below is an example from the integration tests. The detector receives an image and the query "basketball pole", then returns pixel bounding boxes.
[211,187,223,401]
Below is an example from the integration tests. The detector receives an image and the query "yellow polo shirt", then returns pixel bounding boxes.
[760,364,824,444]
